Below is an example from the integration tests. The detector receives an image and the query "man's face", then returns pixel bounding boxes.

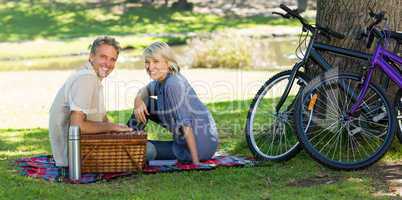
[89,44,118,78]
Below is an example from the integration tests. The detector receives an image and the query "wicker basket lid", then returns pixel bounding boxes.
[80,131,146,140]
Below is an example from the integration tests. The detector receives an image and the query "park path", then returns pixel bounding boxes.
[0,69,279,129]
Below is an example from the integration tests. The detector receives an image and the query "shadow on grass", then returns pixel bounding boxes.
[0,2,298,41]
[0,128,50,157]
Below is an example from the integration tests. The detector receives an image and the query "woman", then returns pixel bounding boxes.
[127,42,219,165]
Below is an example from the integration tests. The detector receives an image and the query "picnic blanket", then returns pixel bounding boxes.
[15,154,255,184]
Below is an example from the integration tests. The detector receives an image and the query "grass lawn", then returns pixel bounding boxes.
[0,1,305,71]
[0,100,401,199]
[0,1,300,42]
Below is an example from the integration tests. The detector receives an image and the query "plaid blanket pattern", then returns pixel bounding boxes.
[15,154,255,184]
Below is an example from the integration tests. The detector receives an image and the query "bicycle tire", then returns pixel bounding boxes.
[394,93,402,143]
[246,70,309,161]
[295,71,395,170]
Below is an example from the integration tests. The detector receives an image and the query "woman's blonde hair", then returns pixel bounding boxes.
[143,41,180,73]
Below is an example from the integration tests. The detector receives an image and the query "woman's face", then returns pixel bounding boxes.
[145,55,170,81]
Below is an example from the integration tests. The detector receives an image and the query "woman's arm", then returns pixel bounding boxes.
[164,76,200,164]
[182,126,200,165]
[134,86,150,123]
[137,86,150,101]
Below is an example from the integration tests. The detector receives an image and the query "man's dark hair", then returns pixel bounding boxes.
[89,36,121,55]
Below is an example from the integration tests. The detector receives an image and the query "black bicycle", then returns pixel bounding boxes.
[245,4,374,161]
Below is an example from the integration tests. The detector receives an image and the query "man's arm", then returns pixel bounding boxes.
[70,111,132,134]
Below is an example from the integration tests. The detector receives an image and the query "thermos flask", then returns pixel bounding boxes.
[68,126,81,181]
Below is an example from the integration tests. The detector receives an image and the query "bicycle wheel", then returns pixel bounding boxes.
[295,72,395,170]
[246,70,309,161]
[394,94,402,143]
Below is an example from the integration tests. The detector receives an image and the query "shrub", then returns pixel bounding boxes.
[187,31,253,69]
[186,30,298,70]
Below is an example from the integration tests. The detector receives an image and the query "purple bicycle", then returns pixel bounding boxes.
[294,11,402,170]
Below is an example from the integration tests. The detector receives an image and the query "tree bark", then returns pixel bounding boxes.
[306,0,401,100]
[171,0,193,10]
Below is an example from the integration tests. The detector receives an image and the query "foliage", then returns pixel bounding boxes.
[188,31,253,69]
[187,32,300,69]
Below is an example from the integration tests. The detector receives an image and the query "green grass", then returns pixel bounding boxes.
[1,99,400,199]
[0,2,300,42]
[0,1,305,71]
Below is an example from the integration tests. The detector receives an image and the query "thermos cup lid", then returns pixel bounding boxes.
[68,126,80,140]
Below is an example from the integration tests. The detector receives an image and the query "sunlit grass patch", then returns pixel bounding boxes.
[0,2,302,42]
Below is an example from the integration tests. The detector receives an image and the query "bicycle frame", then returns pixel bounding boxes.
[349,44,402,114]
[275,30,372,112]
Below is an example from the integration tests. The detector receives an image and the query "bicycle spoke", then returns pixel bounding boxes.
[296,73,394,169]
[247,71,308,160]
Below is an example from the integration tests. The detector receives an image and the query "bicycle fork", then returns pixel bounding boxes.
[348,67,375,116]
[275,62,305,113]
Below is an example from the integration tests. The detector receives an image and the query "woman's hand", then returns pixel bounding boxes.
[134,97,149,124]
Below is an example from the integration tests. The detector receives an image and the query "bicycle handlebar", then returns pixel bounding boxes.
[279,4,311,29]
[275,4,345,40]
[365,10,387,48]
[316,25,346,40]
[368,10,386,31]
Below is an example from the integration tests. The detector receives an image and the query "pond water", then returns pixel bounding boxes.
[120,36,302,70]
[0,37,303,71]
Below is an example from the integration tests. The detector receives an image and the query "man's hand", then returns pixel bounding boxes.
[111,124,133,132]
[134,97,149,124]
[70,111,133,134]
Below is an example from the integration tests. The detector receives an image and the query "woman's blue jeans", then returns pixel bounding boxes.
[127,97,177,161]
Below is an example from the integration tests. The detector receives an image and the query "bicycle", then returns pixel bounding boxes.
[294,10,402,170]
[245,4,379,161]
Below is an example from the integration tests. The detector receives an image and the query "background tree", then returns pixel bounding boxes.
[171,0,193,10]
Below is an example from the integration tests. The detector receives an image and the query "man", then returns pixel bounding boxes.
[49,36,132,167]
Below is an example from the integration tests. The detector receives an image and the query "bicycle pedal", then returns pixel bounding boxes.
[350,127,362,136]
[372,112,387,122]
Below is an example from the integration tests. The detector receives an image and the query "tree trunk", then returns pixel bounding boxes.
[171,0,193,10]
[306,0,401,100]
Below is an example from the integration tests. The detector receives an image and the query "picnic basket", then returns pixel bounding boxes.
[80,131,147,173]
